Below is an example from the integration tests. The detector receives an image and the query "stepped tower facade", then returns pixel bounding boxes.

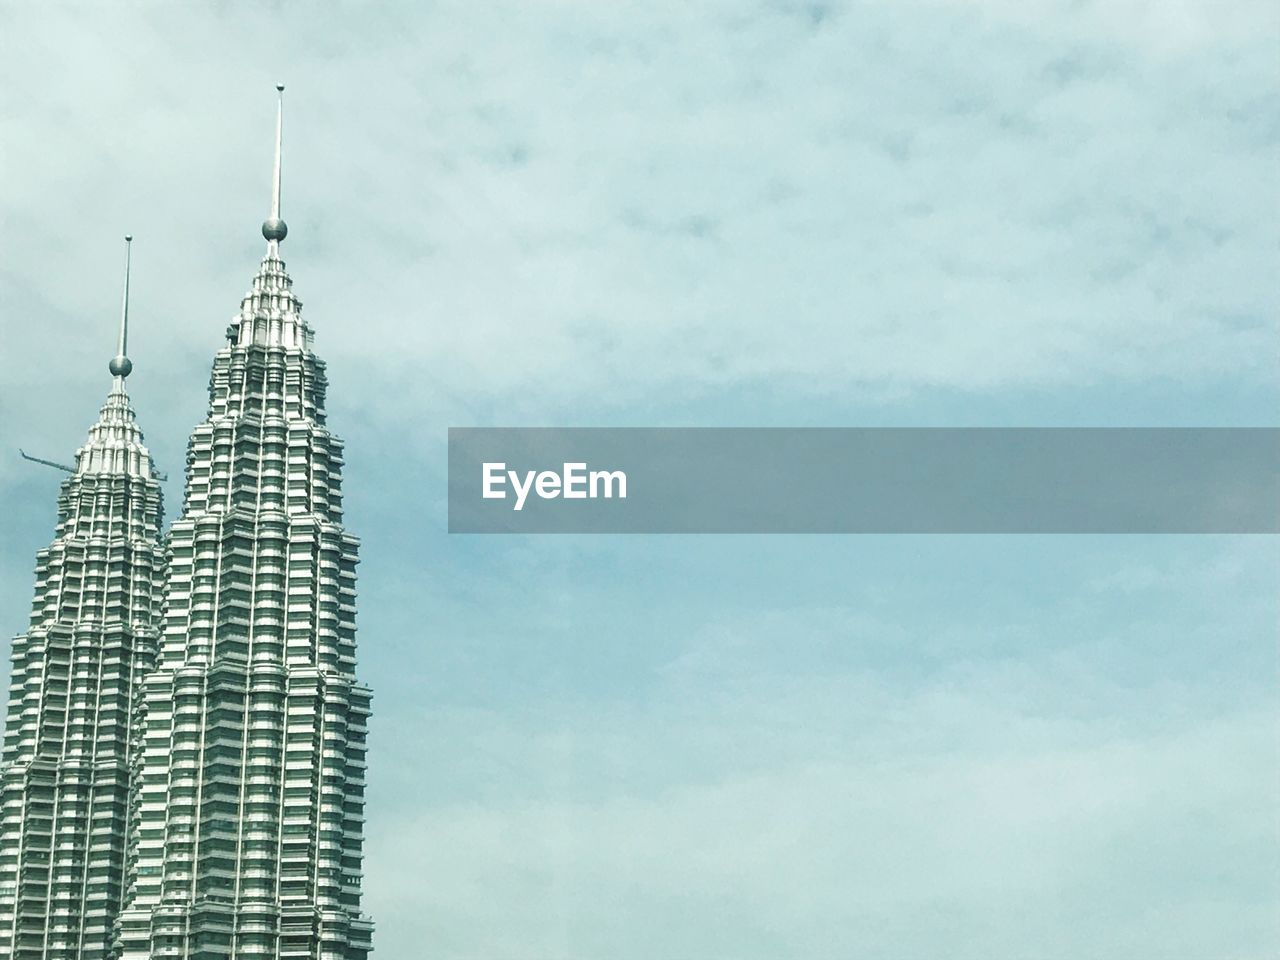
[0,238,166,959]
[116,87,373,960]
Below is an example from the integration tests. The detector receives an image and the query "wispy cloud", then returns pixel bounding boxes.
[0,0,1275,444]
[360,536,1277,957]
[371,708,1275,959]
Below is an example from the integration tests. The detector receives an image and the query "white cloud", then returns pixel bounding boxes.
[356,537,1278,957]
[369,691,1276,959]
[0,0,1274,447]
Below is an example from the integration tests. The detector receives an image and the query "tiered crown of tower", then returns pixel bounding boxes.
[75,234,159,480]
[231,248,313,351]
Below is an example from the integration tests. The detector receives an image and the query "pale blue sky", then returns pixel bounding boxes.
[1,2,1277,957]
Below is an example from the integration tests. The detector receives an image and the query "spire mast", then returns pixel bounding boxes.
[262,84,288,249]
[109,235,134,387]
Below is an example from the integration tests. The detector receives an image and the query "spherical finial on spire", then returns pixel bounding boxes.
[109,355,133,378]
[262,217,288,241]
[277,83,285,92]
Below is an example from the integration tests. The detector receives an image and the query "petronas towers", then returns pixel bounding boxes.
[1,89,374,960]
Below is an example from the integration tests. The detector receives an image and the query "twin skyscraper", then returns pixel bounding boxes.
[0,88,374,960]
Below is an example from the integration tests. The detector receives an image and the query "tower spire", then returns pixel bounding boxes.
[109,234,134,386]
[262,83,288,247]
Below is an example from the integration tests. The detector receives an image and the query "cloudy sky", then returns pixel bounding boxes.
[1,1,1277,957]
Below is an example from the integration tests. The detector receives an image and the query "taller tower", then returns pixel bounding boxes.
[0,239,167,959]
[116,87,374,960]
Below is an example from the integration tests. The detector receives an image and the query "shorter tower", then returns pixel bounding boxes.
[0,239,166,959]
